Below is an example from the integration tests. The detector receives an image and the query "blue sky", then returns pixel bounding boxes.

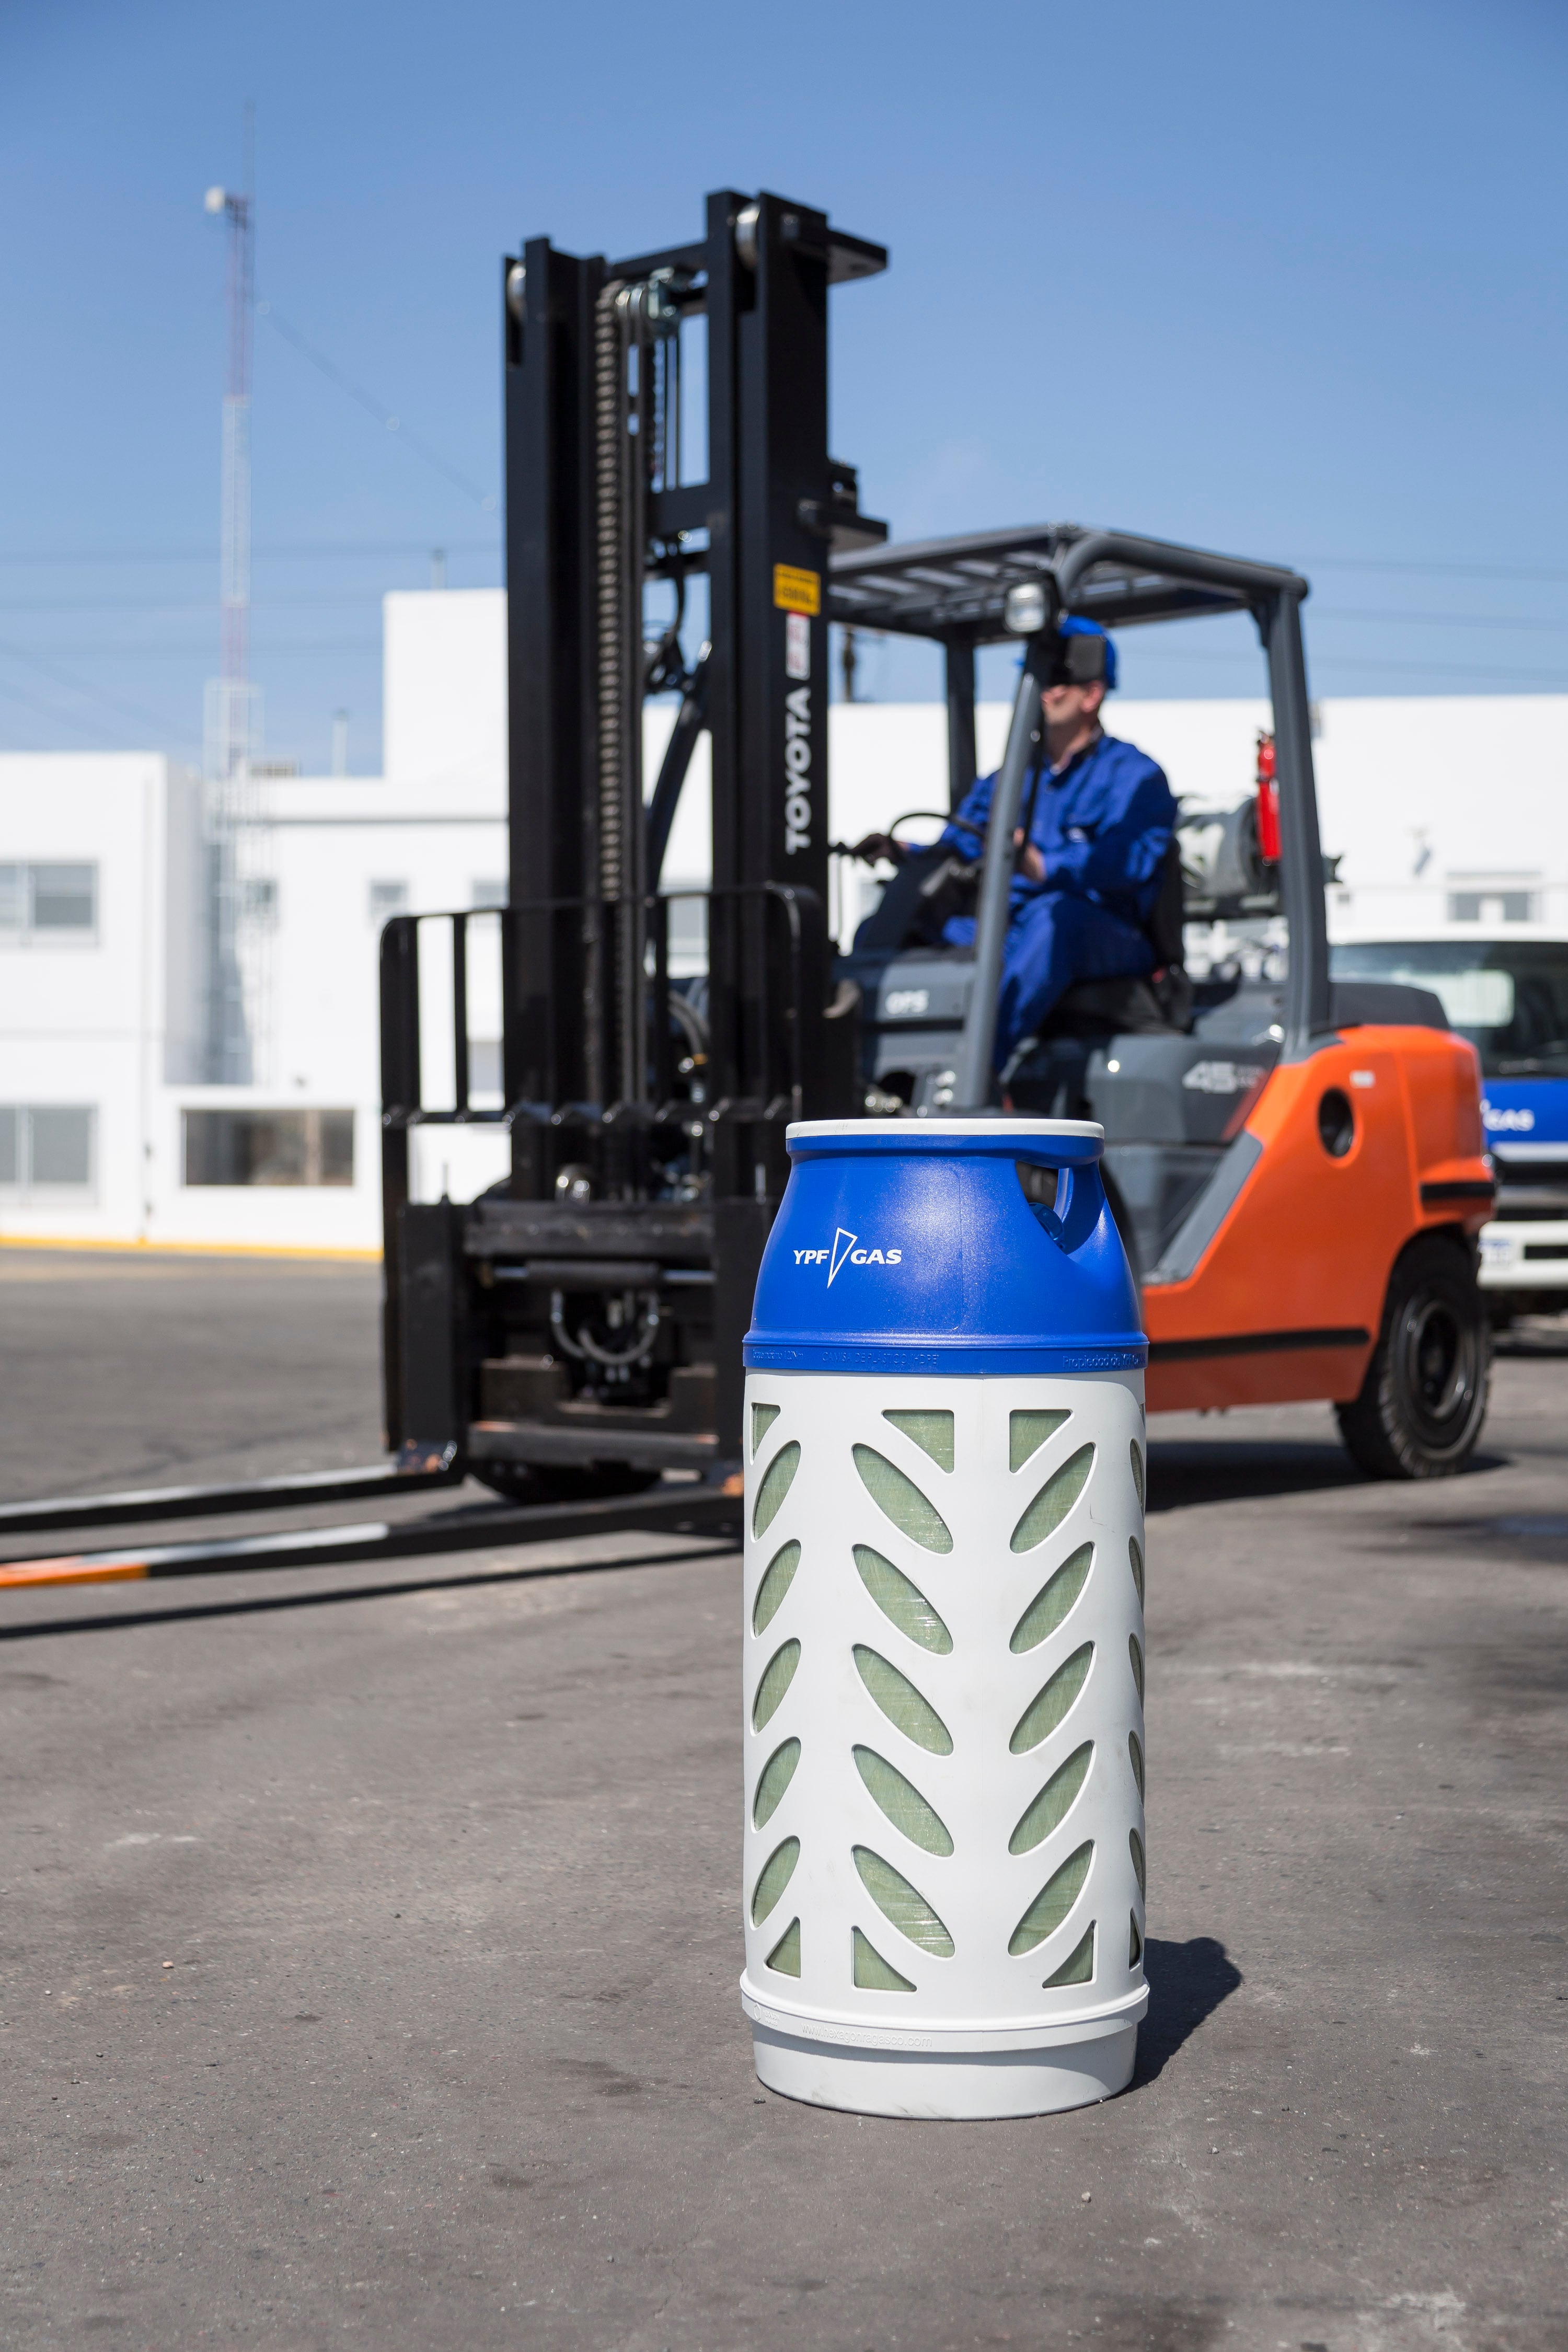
[2,0,1564,767]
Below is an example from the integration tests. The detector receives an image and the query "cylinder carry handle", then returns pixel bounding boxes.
[1012,1140,1108,1256]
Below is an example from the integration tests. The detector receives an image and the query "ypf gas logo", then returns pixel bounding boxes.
[793,1228,903,1285]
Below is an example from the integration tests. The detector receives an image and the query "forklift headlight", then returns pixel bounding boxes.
[1004,582,1048,635]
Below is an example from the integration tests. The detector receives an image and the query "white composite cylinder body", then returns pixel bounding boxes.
[740,1365,1148,2120]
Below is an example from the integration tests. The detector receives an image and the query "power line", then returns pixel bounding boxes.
[2,591,1555,630]
[1304,556,1568,584]
[1311,607,1567,632]
[0,541,1564,578]
[259,302,498,511]
[1313,654,1568,685]
[0,672,148,749]
[0,591,442,613]
[1125,644,1568,687]
[0,640,382,658]
[0,538,499,566]
[0,638,200,743]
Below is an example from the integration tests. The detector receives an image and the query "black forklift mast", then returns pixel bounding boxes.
[381,190,886,1486]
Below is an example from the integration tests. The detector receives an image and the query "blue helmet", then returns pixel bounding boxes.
[1056,615,1117,691]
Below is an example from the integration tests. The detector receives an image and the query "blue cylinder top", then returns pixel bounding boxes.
[745,1117,1147,1376]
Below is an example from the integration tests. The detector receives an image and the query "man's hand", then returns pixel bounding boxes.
[848,831,903,866]
[1013,828,1046,884]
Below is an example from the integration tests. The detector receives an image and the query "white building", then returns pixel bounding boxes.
[0,753,202,1242]
[2,586,1565,1252]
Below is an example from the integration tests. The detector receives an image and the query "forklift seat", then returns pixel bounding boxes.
[1012,836,1194,1059]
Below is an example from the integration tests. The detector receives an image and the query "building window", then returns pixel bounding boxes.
[369,879,409,923]
[0,861,98,942]
[240,876,279,925]
[0,1105,97,1197]
[660,890,708,967]
[182,1108,355,1187]
[1447,872,1541,925]
[470,878,508,910]
[1448,890,1538,924]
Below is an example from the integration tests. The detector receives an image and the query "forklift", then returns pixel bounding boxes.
[0,183,1501,1604]
[377,187,1497,1495]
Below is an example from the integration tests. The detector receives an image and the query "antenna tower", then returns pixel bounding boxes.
[202,113,269,1083]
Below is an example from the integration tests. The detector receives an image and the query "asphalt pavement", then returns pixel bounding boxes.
[1,1248,1565,2351]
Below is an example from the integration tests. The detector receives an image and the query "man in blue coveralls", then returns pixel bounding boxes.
[936,619,1177,1069]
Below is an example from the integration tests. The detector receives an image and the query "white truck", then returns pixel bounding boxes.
[1330,932,1568,1321]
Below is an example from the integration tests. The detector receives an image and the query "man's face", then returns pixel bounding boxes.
[1041,679,1106,732]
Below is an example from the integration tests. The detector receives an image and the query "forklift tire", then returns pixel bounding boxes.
[473,1462,661,1506]
[1334,1236,1490,1481]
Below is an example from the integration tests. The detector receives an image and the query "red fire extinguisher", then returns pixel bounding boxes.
[1255,731,1282,864]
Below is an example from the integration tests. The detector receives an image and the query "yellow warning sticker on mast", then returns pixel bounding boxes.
[773,564,821,615]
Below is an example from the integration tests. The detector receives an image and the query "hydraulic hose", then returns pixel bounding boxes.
[646,647,709,887]
[549,1288,662,1369]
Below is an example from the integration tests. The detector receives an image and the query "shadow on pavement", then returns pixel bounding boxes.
[1148,1443,1362,1512]
[1148,1440,1509,1513]
[1493,1319,1568,1358]
[0,1542,734,1644]
[1133,1936,1244,2086]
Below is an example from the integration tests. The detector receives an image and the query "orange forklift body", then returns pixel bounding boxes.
[1143,1025,1492,1414]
